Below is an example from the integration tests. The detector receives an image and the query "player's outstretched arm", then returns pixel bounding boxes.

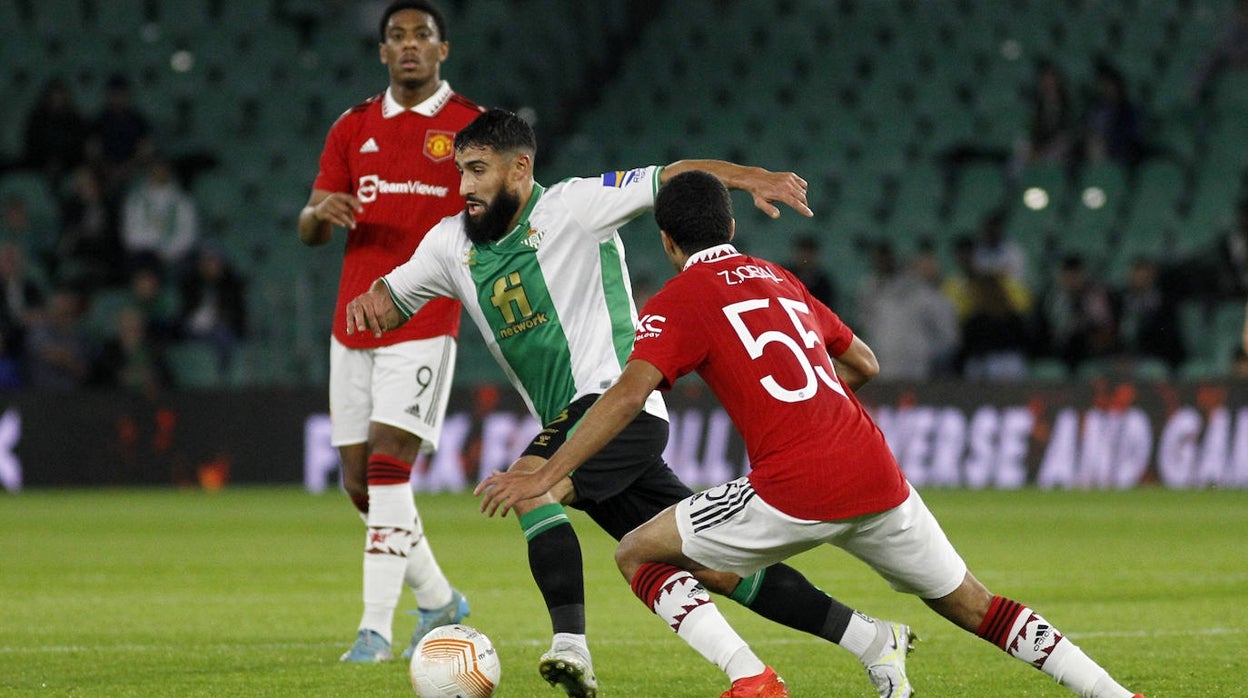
[476,360,665,517]
[662,159,812,219]
[298,189,363,246]
[345,278,405,338]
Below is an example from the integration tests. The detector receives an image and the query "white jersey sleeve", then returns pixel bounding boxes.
[558,166,662,240]
[380,215,462,320]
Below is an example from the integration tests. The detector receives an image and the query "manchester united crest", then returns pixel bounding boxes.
[424,130,455,162]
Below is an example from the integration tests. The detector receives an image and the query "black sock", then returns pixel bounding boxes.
[735,564,855,643]
[525,517,586,634]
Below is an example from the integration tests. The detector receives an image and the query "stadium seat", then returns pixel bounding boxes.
[31,0,87,36]
[218,0,276,26]
[949,162,1008,231]
[168,343,223,389]
[92,0,151,39]
[83,289,135,342]
[0,171,61,254]
[1030,358,1070,381]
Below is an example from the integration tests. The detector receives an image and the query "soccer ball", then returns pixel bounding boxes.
[409,624,501,698]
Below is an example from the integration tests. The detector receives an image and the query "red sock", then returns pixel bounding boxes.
[976,595,1065,669]
[976,595,1026,650]
[366,453,412,486]
[630,561,682,610]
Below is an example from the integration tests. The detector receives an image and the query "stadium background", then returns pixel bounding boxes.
[2,0,1247,489]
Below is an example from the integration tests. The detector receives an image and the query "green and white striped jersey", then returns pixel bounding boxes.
[383,165,668,425]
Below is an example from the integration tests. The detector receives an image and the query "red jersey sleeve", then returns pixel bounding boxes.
[629,280,706,391]
[313,111,354,194]
[809,293,855,357]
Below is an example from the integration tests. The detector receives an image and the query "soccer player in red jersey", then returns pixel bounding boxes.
[298,0,482,663]
[479,171,1146,698]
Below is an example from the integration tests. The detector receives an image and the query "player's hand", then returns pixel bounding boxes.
[744,169,812,219]
[313,192,364,230]
[345,283,395,338]
[474,463,553,518]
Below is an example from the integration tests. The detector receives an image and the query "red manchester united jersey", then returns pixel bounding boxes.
[630,244,909,520]
[313,83,482,348]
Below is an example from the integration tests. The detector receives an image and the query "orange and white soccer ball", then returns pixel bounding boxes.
[409,624,501,698]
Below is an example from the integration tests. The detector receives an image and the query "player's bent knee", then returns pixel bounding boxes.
[614,534,645,580]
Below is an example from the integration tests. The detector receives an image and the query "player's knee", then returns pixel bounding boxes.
[614,533,644,581]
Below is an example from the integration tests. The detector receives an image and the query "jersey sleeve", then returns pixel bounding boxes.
[628,285,706,390]
[813,296,855,356]
[380,218,460,320]
[559,166,661,240]
[312,112,353,193]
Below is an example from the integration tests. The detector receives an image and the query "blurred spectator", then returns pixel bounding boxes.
[909,237,943,289]
[1036,254,1119,369]
[1083,60,1145,168]
[1163,198,1248,302]
[21,78,90,184]
[121,157,199,274]
[179,246,247,374]
[55,165,123,290]
[972,210,1031,289]
[0,194,56,273]
[124,260,181,344]
[959,273,1032,381]
[1214,199,1248,298]
[24,287,95,391]
[0,241,46,378]
[90,304,173,396]
[943,235,1032,321]
[787,234,836,307]
[1190,0,1248,103]
[855,241,959,380]
[87,74,154,196]
[0,336,21,389]
[1017,60,1076,169]
[1117,256,1186,370]
[1233,345,1248,378]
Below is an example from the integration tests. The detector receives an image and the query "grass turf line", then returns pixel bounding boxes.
[0,487,1244,696]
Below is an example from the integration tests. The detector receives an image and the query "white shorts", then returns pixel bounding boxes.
[675,478,967,599]
[328,335,457,453]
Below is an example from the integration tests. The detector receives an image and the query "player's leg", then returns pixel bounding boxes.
[844,485,1142,698]
[339,443,369,517]
[330,339,395,661]
[586,461,914,698]
[330,338,462,662]
[505,457,595,697]
[369,338,466,659]
[616,503,787,697]
[923,573,1141,697]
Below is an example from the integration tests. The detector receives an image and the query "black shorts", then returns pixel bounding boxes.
[522,394,693,541]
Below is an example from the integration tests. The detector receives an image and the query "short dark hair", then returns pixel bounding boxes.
[654,170,733,255]
[379,0,448,43]
[454,108,537,156]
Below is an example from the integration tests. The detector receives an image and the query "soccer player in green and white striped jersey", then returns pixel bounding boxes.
[348,109,916,698]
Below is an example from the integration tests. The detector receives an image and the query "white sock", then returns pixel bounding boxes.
[404,511,453,609]
[1042,638,1135,698]
[839,612,883,663]
[358,484,416,641]
[551,632,589,655]
[650,570,765,682]
[1000,605,1134,698]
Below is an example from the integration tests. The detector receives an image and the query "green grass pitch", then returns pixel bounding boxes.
[1,487,1244,696]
